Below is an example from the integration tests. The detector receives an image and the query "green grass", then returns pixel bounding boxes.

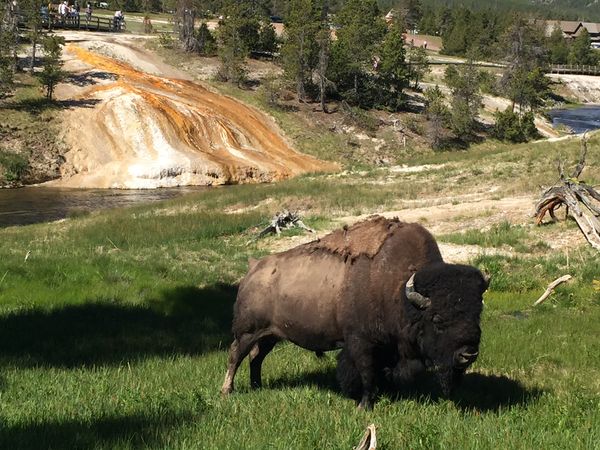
[1,166,600,448]
[2,64,600,448]
[438,221,543,253]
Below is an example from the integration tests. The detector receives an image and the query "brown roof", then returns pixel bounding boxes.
[582,22,600,34]
[543,20,582,36]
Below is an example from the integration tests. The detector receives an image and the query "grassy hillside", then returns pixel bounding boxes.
[0,131,599,448]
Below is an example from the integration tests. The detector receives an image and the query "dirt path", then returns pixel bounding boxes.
[48,33,335,189]
[262,192,584,264]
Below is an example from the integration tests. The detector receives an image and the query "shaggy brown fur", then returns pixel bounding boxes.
[305,215,401,261]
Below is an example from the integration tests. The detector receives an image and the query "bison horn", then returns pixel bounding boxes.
[482,271,492,290]
[405,273,431,309]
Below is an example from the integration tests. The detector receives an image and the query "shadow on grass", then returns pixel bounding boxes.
[269,365,543,412]
[0,283,236,368]
[0,97,102,113]
[0,408,202,450]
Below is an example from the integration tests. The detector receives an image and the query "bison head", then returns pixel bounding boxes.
[406,263,489,396]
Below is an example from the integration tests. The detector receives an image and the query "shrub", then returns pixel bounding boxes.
[493,107,539,143]
[158,32,174,49]
[0,151,28,183]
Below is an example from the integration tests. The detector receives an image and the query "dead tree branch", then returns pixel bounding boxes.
[256,210,315,239]
[534,135,600,250]
[533,275,572,306]
[355,424,377,450]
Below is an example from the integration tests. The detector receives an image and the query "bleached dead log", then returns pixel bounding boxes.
[533,275,572,306]
[257,210,315,239]
[534,135,600,251]
[355,424,377,450]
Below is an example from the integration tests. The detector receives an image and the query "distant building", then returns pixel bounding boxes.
[578,22,600,43]
[543,20,582,39]
[542,20,600,43]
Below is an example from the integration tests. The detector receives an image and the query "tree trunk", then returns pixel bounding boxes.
[30,27,38,72]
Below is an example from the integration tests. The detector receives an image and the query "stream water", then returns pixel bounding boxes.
[548,105,600,134]
[0,186,206,228]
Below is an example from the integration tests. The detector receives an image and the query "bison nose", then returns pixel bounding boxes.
[455,348,479,366]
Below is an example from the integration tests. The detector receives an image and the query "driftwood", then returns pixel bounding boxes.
[257,210,315,239]
[355,424,377,450]
[534,135,600,250]
[533,275,572,306]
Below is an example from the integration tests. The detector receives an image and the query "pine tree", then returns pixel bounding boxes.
[424,84,448,149]
[217,0,250,85]
[0,28,13,98]
[196,22,217,56]
[399,0,422,32]
[281,0,320,101]
[407,45,429,89]
[500,18,548,112]
[548,25,568,65]
[332,0,386,96]
[21,0,46,71]
[257,22,277,53]
[441,7,470,56]
[445,60,482,138]
[316,0,331,112]
[569,28,597,66]
[378,21,409,109]
[38,34,65,101]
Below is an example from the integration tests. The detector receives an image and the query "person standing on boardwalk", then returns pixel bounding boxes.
[113,9,123,31]
[85,1,92,26]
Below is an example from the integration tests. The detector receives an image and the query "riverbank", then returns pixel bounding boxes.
[0,73,66,187]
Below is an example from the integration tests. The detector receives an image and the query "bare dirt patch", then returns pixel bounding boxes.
[261,193,588,263]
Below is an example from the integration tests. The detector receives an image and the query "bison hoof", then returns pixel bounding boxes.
[357,398,374,411]
[220,386,233,396]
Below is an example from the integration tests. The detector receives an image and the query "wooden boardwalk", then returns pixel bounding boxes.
[19,13,124,32]
[548,64,600,76]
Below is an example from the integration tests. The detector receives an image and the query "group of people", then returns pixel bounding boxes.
[41,2,124,31]
[43,1,93,25]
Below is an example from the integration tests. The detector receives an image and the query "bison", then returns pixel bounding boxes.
[221,216,489,409]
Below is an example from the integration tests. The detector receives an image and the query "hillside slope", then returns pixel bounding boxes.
[422,0,600,21]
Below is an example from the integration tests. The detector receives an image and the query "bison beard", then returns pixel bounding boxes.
[221,217,488,409]
[336,349,426,400]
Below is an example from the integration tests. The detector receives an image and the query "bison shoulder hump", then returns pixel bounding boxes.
[301,215,420,261]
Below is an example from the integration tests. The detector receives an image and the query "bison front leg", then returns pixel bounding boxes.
[346,336,377,410]
[221,333,260,395]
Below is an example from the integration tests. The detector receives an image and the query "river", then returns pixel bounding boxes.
[548,105,600,134]
[0,186,206,228]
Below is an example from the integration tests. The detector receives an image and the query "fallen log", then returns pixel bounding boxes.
[534,134,600,250]
[533,275,572,306]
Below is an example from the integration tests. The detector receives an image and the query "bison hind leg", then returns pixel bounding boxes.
[250,335,278,389]
[221,332,267,395]
[336,349,363,400]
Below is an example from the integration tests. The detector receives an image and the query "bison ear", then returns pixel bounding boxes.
[405,273,431,310]
[248,258,258,270]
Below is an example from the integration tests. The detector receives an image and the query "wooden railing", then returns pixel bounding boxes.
[548,64,600,75]
[18,12,124,32]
